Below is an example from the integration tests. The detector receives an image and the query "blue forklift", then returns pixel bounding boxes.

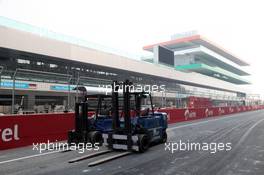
[103,80,168,153]
[67,94,113,145]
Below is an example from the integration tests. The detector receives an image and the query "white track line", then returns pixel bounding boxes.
[0,150,60,165]
[236,118,264,146]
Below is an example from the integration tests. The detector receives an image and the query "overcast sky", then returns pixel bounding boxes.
[0,0,263,97]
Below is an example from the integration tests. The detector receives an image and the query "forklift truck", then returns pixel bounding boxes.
[103,80,168,152]
[67,94,113,145]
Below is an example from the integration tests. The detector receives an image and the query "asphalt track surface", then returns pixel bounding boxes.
[1,110,264,175]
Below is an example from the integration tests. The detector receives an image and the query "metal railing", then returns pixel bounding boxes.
[11,68,72,114]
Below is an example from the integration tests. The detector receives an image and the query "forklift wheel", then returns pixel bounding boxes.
[161,131,167,143]
[138,134,150,153]
[88,131,103,146]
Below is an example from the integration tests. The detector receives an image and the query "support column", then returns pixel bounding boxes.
[27,93,35,111]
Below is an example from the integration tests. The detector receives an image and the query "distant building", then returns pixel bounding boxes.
[0,17,255,114]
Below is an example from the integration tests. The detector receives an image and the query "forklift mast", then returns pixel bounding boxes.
[123,80,132,134]
[112,81,119,130]
[74,101,90,134]
[111,80,134,133]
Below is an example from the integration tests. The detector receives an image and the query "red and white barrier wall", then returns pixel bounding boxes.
[0,105,264,150]
[0,113,74,150]
[158,105,264,124]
